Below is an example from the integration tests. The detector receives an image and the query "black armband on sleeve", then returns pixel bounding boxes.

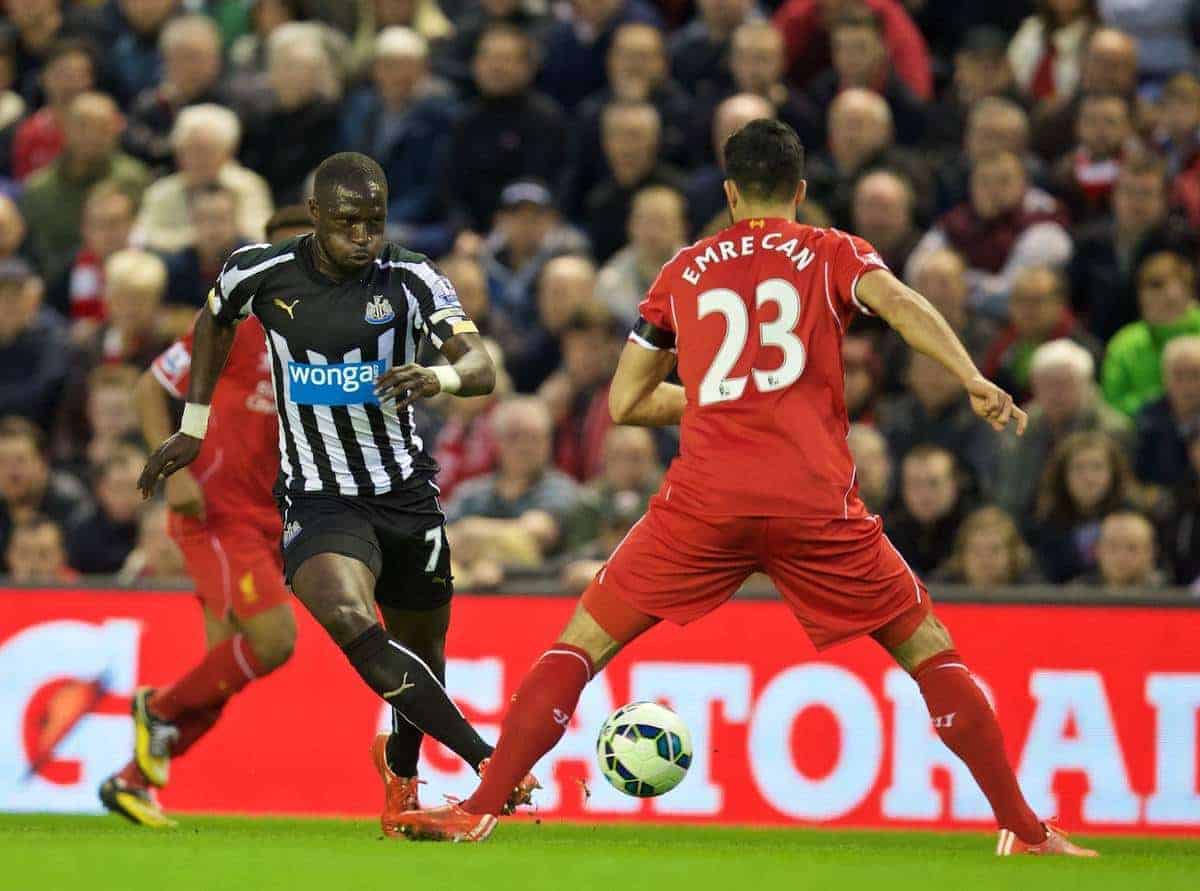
[420,307,478,349]
[630,316,676,351]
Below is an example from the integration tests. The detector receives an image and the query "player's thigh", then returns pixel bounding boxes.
[174,525,239,622]
[291,552,379,646]
[596,503,759,630]
[763,515,929,652]
[372,497,453,614]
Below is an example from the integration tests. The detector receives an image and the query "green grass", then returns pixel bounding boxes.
[1,814,1196,891]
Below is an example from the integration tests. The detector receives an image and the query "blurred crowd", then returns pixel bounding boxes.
[0,0,1198,595]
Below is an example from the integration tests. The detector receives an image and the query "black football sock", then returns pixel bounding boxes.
[385,643,445,778]
[341,624,493,770]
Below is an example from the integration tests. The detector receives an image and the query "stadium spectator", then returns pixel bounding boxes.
[877,351,998,488]
[338,27,456,247]
[116,499,187,583]
[438,251,509,345]
[1050,90,1135,223]
[239,26,340,204]
[585,101,685,261]
[432,337,510,501]
[1160,433,1200,588]
[1162,72,1200,230]
[134,103,272,251]
[537,0,664,112]
[574,22,692,193]
[685,92,777,235]
[10,39,96,180]
[109,0,182,105]
[472,180,588,325]
[1070,152,1185,342]
[772,0,933,99]
[0,416,91,570]
[370,0,454,43]
[1032,26,1138,161]
[539,303,623,481]
[4,514,77,583]
[0,31,28,136]
[447,24,569,232]
[981,266,1101,403]
[1098,0,1197,86]
[906,248,998,364]
[67,444,145,574]
[805,87,930,230]
[906,150,1072,318]
[1102,249,1200,416]
[1007,0,1097,104]
[1031,430,1148,582]
[843,335,883,423]
[435,0,551,92]
[884,444,971,574]
[923,26,1019,152]
[122,14,228,169]
[1083,510,1164,589]
[561,424,661,588]
[0,257,70,433]
[995,339,1132,518]
[851,169,920,274]
[0,197,27,269]
[507,254,597,393]
[162,184,248,313]
[445,396,581,585]
[934,96,1041,217]
[262,203,314,242]
[596,184,688,326]
[5,0,108,105]
[50,181,135,340]
[80,363,142,480]
[668,0,754,97]
[1134,336,1200,487]
[934,505,1039,586]
[846,423,893,513]
[227,0,306,76]
[20,92,149,289]
[804,6,928,147]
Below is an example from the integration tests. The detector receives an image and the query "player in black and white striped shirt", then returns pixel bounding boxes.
[139,153,537,829]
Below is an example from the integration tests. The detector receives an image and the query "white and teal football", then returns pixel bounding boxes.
[596,701,692,798]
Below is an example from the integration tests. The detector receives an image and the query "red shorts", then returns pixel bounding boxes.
[591,499,929,651]
[170,516,290,621]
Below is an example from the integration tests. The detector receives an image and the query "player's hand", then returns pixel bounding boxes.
[375,364,441,411]
[965,374,1028,435]
[165,468,206,521]
[138,433,203,499]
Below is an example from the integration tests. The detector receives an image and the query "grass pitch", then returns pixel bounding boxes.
[2,814,1195,891]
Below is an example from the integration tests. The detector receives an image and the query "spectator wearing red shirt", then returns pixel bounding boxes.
[11,39,96,181]
[773,0,933,100]
[5,514,79,583]
[1050,91,1135,224]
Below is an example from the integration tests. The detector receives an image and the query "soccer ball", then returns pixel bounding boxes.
[596,701,692,798]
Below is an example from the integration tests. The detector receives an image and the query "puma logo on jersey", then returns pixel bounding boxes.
[274,298,300,319]
[383,673,417,699]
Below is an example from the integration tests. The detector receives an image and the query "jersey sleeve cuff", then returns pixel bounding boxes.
[149,361,184,399]
[630,317,676,351]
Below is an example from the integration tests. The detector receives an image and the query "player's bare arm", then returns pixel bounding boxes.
[609,341,685,427]
[138,310,238,497]
[374,331,496,410]
[855,269,1028,436]
[134,367,205,520]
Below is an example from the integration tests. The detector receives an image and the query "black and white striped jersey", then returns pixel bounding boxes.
[208,236,473,499]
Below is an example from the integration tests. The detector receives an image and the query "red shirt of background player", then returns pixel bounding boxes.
[150,316,280,536]
[638,217,888,520]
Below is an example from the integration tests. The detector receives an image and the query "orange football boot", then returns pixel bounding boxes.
[393,800,498,843]
[370,733,423,838]
[996,822,1099,857]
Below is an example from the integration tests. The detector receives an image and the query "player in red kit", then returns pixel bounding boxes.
[394,120,1098,856]
[98,213,313,827]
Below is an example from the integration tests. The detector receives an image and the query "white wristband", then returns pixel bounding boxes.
[430,364,462,395]
[180,402,211,438]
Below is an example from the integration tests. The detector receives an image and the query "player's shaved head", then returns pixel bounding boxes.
[313,152,388,208]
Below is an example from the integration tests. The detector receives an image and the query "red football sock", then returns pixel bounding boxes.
[170,705,225,757]
[116,759,147,789]
[464,644,594,816]
[151,635,264,722]
[914,650,1046,844]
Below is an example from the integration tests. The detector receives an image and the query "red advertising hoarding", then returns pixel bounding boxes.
[2,589,1198,834]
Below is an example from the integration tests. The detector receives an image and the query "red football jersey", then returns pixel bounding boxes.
[637,218,889,519]
[151,316,280,534]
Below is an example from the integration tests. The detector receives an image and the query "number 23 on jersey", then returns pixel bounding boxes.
[698,278,807,406]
